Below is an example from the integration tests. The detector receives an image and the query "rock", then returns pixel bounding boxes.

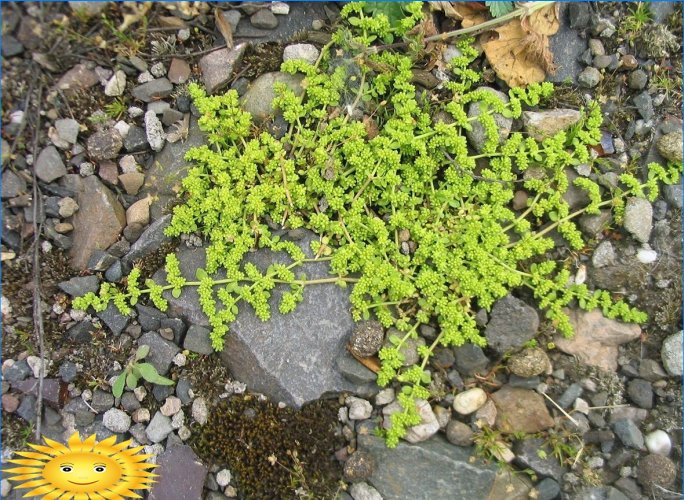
[349,482,382,500]
[644,429,671,456]
[97,303,129,336]
[578,67,601,88]
[240,71,304,124]
[513,438,565,482]
[465,88,512,153]
[554,309,641,372]
[126,196,152,226]
[633,91,654,120]
[2,34,24,57]
[162,108,184,126]
[70,176,126,270]
[168,57,191,85]
[628,70,648,90]
[216,468,232,488]
[59,361,78,383]
[383,399,439,443]
[16,394,37,423]
[661,331,682,376]
[557,383,583,409]
[149,445,208,500]
[138,332,180,376]
[251,9,278,29]
[87,129,123,161]
[454,344,489,375]
[103,408,132,433]
[183,324,213,355]
[283,43,320,65]
[592,240,616,268]
[87,250,117,271]
[155,232,367,408]
[199,44,248,95]
[349,320,384,357]
[35,146,67,182]
[104,70,127,97]
[384,330,423,366]
[123,125,149,153]
[484,295,539,354]
[58,196,79,218]
[160,396,182,417]
[119,172,145,196]
[192,397,208,425]
[656,130,683,163]
[452,388,487,415]
[132,78,174,103]
[144,111,166,152]
[356,420,497,498]
[636,454,676,490]
[623,197,653,243]
[146,411,174,443]
[91,389,115,413]
[507,348,550,378]
[58,275,99,296]
[121,215,172,270]
[337,352,377,384]
[663,183,682,210]
[626,379,653,409]
[522,110,581,141]
[271,2,290,15]
[612,419,645,450]
[344,451,374,483]
[67,320,95,342]
[55,118,80,144]
[347,396,373,421]
[490,386,554,433]
[2,170,27,198]
[55,64,99,94]
[446,420,474,446]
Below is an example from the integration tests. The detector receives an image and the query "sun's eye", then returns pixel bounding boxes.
[94,466,107,473]
[60,466,73,473]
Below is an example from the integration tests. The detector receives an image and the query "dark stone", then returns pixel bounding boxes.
[11,378,61,407]
[152,384,175,402]
[175,377,193,404]
[2,170,27,198]
[87,129,123,161]
[35,146,67,183]
[336,352,377,385]
[90,389,115,413]
[104,259,123,282]
[16,394,37,423]
[557,383,584,409]
[513,438,565,481]
[162,108,185,127]
[484,295,539,354]
[160,318,186,345]
[176,95,191,113]
[136,304,167,332]
[507,374,540,390]
[59,275,100,297]
[549,4,588,84]
[636,454,677,489]
[87,250,117,272]
[633,92,654,121]
[626,378,653,409]
[535,478,561,500]
[59,361,78,382]
[131,78,174,103]
[612,419,645,450]
[454,344,489,375]
[2,34,24,57]
[3,360,31,382]
[67,320,95,343]
[183,325,213,355]
[121,215,172,270]
[64,397,96,426]
[343,451,374,483]
[613,477,642,500]
[123,126,149,153]
[149,445,208,500]
[356,420,497,498]
[97,303,130,336]
[568,3,592,29]
[138,332,180,376]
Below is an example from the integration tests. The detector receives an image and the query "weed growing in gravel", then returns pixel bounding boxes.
[74,2,681,447]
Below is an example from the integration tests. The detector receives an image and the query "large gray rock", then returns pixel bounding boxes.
[484,295,539,354]
[240,71,304,125]
[356,421,497,499]
[142,118,206,221]
[69,176,126,270]
[149,445,207,500]
[152,230,369,407]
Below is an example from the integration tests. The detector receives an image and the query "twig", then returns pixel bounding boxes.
[30,82,46,442]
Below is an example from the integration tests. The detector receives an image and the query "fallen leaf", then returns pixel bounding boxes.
[214,8,234,49]
[348,347,381,373]
[523,2,560,36]
[118,2,152,32]
[430,2,488,27]
[166,113,190,144]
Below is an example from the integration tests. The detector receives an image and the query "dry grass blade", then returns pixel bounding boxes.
[214,8,234,49]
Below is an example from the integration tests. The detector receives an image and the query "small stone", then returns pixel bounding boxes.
[56,64,99,94]
[507,348,550,378]
[349,320,384,357]
[35,146,67,182]
[636,246,657,264]
[162,108,184,127]
[375,388,395,406]
[283,44,320,65]
[119,172,145,196]
[58,197,79,218]
[522,109,581,142]
[661,331,682,377]
[271,2,289,15]
[637,454,677,489]
[146,411,174,443]
[103,408,132,433]
[491,386,554,433]
[160,396,182,417]
[55,118,80,144]
[349,482,382,500]
[613,419,645,450]
[216,469,232,487]
[144,111,166,152]
[183,325,213,355]
[150,62,166,78]
[484,295,539,354]
[558,383,583,409]
[199,44,247,95]
[633,91,654,120]
[126,196,152,227]
[465,87,512,153]
[87,129,123,161]
[131,78,174,103]
[534,478,560,500]
[592,240,616,268]
[2,393,19,413]
[588,39,605,56]
[148,101,170,115]
[347,396,373,420]
[250,9,278,29]
[79,162,95,177]
[623,197,653,243]
[383,398,439,443]
[91,389,115,413]
[656,130,683,163]
[128,106,144,118]
[446,420,474,446]
[105,70,127,97]
[344,451,374,483]
[578,67,601,88]
[312,19,325,30]
[192,397,208,425]
[593,54,615,69]
[452,387,487,415]
[621,54,638,70]
[132,408,151,424]
[628,70,648,90]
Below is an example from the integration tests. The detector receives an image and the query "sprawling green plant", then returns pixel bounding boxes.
[74,2,680,447]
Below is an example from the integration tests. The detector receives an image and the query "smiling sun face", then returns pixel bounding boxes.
[4,432,158,499]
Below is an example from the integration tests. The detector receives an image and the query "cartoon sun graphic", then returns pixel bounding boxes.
[3,432,158,499]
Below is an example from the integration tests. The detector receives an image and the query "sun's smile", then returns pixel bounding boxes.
[3,432,158,498]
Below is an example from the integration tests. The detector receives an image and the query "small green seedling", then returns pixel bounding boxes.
[112,345,174,398]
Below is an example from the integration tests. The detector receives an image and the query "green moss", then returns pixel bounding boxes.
[191,395,343,499]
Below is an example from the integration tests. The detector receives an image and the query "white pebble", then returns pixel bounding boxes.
[347,396,372,420]
[128,106,144,118]
[114,120,130,139]
[216,469,232,487]
[637,246,657,264]
[645,429,672,456]
[2,295,12,317]
[452,387,487,415]
[271,2,290,15]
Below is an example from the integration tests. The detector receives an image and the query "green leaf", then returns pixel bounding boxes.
[388,335,402,346]
[126,371,139,390]
[347,16,361,26]
[112,373,126,398]
[145,279,156,288]
[130,296,138,306]
[196,268,208,280]
[486,1,514,18]
[336,279,347,289]
[420,371,432,384]
[135,344,150,361]
[363,2,407,27]
[172,288,182,298]
[136,363,175,386]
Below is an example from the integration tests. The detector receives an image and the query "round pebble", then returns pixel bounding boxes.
[507,348,550,378]
[343,451,374,483]
[445,420,474,446]
[637,454,677,489]
[452,387,487,415]
[645,430,672,456]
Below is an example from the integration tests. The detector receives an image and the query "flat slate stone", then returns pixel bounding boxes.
[153,230,368,408]
[149,445,207,500]
[356,420,497,499]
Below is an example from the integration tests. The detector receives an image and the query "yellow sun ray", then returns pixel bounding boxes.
[4,431,160,499]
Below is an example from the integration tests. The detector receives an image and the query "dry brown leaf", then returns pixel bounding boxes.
[429,1,488,26]
[348,348,381,373]
[522,2,560,36]
[214,8,234,49]
[481,19,549,88]
[118,2,152,32]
